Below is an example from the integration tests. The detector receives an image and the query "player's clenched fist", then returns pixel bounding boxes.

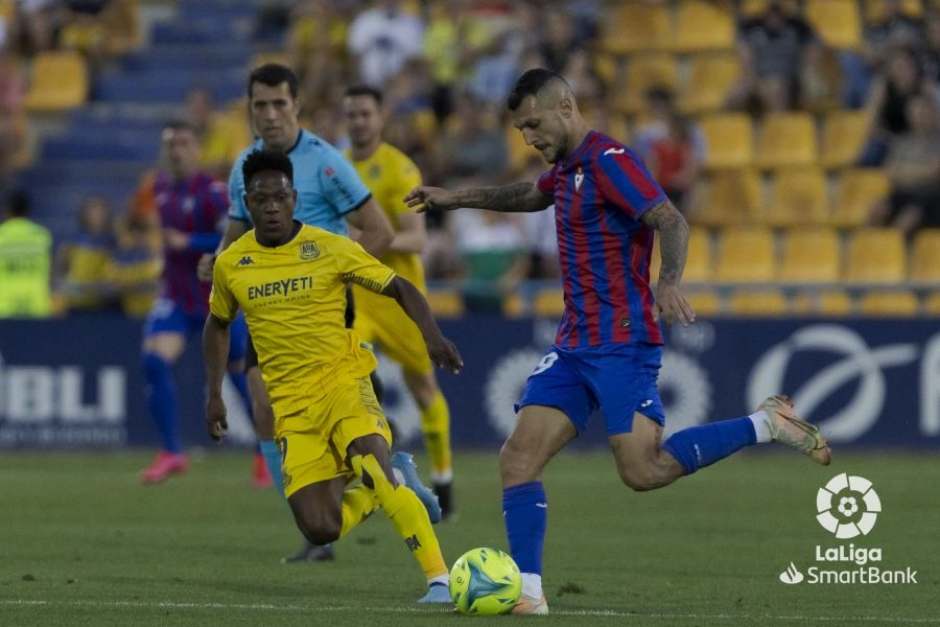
[206,395,228,441]
[427,335,464,374]
[404,186,458,213]
[197,253,216,282]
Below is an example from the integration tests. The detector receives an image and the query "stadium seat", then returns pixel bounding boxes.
[845,228,907,283]
[778,227,841,283]
[924,291,940,315]
[680,53,741,114]
[426,290,464,318]
[864,0,923,22]
[820,111,868,169]
[24,51,89,112]
[755,113,818,169]
[806,0,862,49]
[765,168,830,227]
[740,0,801,16]
[910,229,940,282]
[533,288,565,318]
[690,169,763,227]
[792,290,854,315]
[601,3,672,54]
[728,289,789,315]
[686,289,722,316]
[715,227,775,283]
[616,54,679,114]
[673,0,736,52]
[831,169,890,227]
[651,227,712,283]
[700,114,754,169]
[858,290,920,316]
[502,293,526,318]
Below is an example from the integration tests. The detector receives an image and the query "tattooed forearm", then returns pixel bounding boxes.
[454,182,552,213]
[641,200,689,286]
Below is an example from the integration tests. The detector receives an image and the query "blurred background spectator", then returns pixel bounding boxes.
[0,189,52,318]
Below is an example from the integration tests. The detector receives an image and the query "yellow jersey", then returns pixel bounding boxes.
[345,142,425,289]
[209,224,396,419]
[0,217,52,318]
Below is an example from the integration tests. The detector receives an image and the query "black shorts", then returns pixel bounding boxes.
[245,286,357,370]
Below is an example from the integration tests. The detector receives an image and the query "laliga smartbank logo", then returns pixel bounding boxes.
[778,473,918,585]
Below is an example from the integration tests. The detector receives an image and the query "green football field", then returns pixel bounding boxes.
[0,450,937,626]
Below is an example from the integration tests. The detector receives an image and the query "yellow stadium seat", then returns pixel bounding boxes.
[845,228,906,283]
[792,290,854,315]
[779,227,841,283]
[601,3,672,54]
[729,289,789,315]
[687,290,722,316]
[715,227,775,283]
[650,227,712,283]
[24,51,88,112]
[615,54,679,114]
[924,292,940,315]
[680,53,741,114]
[740,0,801,16]
[911,229,940,282]
[765,168,830,227]
[690,169,763,227]
[756,113,818,169]
[831,169,890,227]
[864,0,923,22]
[673,0,736,52]
[427,290,464,318]
[820,111,868,169]
[701,114,754,169]
[858,290,919,316]
[533,289,565,318]
[503,293,526,318]
[806,0,862,49]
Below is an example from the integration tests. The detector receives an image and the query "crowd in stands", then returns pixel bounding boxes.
[2,0,940,319]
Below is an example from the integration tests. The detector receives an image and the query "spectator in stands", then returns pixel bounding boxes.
[561,48,603,103]
[467,31,519,106]
[0,51,26,177]
[110,209,161,319]
[0,190,52,318]
[348,0,424,87]
[923,13,940,83]
[539,12,577,74]
[435,95,507,183]
[453,208,526,309]
[729,1,821,112]
[10,0,60,56]
[859,47,940,166]
[54,195,115,312]
[516,156,559,281]
[871,94,940,237]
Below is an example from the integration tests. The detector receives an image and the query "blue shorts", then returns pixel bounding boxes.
[515,343,665,436]
[144,298,248,363]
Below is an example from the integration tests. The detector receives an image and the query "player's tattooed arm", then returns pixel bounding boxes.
[202,314,232,440]
[641,200,696,326]
[404,182,553,213]
[380,277,464,373]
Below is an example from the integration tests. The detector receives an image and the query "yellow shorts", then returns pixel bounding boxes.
[277,377,393,498]
[354,291,432,376]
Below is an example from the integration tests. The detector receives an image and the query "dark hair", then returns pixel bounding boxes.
[507,68,569,111]
[7,190,30,217]
[645,86,674,105]
[163,118,197,134]
[248,63,299,100]
[344,84,384,106]
[242,149,294,187]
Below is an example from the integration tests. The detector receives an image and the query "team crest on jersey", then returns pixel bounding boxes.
[299,241,320,260]
[575,167,584,191]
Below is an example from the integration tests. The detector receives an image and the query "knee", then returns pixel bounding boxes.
[499,436,538,485]
[293,506,341,545]
[616,462,661,492]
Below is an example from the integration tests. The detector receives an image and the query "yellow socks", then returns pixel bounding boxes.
[420,391,453,483]
[339,484,379,538]
[352,453,448,581]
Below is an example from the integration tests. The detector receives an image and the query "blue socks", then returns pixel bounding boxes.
[259,439,285,497]
[662,417,757,475]
[227,370,252,416]
[142,352,181,453]
[503,481,547,575]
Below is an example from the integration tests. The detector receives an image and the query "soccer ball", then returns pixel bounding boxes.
[449,547,522,615]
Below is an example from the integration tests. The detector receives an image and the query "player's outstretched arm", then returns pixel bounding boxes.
[380,276,464,374]
[202,314,232,441]
[346,198,394,258]
[641,200,696,327]
[198,219,250,282]
[404,182,553,214]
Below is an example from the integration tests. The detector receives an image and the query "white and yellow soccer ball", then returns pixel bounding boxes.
[449,547,522,615]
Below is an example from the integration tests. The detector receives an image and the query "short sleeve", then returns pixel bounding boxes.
[209,259,238,322]
[595,148,667,219]
[536,166,558,196]
[227,159,250,222]
[332,236,396,293]
[319,146,372,217]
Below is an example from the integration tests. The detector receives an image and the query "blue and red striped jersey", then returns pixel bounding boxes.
[154,171,227,315]
[537,131,666,348]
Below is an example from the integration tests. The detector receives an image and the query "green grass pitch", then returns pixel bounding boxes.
[0,450,937,625]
